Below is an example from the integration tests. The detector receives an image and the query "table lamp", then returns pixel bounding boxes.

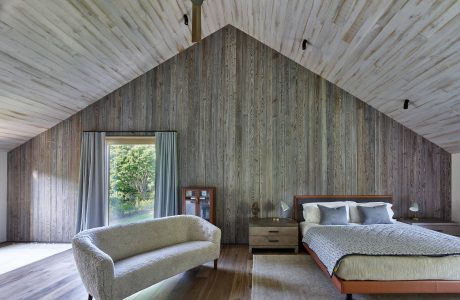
[409,202,419,220]
[277,201,291,220]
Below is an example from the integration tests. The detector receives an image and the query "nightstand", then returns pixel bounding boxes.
[249,218,298,253]
[399,218,460,237]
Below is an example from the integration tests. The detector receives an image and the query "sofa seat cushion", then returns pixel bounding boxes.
[112,241,217,298]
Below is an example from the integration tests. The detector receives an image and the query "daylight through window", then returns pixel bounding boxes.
[106,136,155,225]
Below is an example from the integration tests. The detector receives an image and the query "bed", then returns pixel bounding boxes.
[294,195,460,300]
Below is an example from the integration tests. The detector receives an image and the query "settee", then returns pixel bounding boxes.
[72,215,221,300]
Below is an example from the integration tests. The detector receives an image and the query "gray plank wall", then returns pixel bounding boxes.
[7,26,451,243]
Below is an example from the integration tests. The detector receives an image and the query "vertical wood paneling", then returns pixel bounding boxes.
[7,26,451,243]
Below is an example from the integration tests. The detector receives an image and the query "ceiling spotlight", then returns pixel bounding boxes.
[403,99,410,109]
[183,14,189,25]
[302,39,310,50]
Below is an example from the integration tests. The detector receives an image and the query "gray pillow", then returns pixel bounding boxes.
[317,205,348,225]
[358,205,392,225]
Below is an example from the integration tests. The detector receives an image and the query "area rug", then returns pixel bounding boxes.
[0,242,71,275]
[251,255,458,300]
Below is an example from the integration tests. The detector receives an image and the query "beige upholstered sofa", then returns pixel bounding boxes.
[72,215,221,300]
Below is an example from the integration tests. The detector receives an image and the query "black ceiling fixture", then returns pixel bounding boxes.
[302,39,310,50]
[404,99,410,109]
[183,14,189,25]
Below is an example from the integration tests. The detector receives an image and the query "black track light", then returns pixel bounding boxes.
[302,39,310,50]
[404,99,410,109]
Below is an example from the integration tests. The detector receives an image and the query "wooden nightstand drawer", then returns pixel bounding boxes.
[249,226,297,236]
[249,218,299,253]
[249,235,297,246]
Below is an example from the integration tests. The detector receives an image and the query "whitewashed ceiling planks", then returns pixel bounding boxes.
[0,0,460,152]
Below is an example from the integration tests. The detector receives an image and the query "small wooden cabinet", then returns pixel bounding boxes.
[249,218,298,253]
[399,218,460,237]
[181,187,215,224]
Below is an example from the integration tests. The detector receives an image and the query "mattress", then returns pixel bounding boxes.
[300,222,460,281]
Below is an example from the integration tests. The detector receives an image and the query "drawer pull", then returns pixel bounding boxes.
[268,239,279,243]
[268,230,279,233]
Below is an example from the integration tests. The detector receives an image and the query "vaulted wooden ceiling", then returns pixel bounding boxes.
[0,0,459,152]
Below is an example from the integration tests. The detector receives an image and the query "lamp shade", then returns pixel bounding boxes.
[409,202,419,212]
[280,201,289,212]
[279,201,291,218]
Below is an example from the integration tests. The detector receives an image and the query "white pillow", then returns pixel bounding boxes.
[302,202,349,223]
[347,201,396,223]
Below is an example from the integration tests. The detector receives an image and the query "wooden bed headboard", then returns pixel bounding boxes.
[293,195,393,222]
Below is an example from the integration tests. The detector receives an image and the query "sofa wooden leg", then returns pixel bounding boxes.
[214,259,218,270]
[345,294,353,300]
[88,294,93,300]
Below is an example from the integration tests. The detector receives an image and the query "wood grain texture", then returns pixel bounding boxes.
[1,1,460,152]
[7,26,451,243]
[0,245,251,300]
[0,0,228,151]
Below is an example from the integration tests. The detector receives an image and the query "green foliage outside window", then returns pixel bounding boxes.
[109,144,155,224]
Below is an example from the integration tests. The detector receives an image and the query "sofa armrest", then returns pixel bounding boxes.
[193,217,221,245]
[72,235,115,300]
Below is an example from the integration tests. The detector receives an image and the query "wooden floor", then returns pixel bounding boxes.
[0,244,265,300]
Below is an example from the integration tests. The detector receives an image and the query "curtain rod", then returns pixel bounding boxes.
[83,130,177,133]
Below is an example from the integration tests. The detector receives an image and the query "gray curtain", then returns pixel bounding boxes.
[76,132,107,232]
[154,132,178,218]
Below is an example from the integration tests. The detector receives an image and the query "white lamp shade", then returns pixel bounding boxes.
[409,202,419,212]
[280,201,289,212]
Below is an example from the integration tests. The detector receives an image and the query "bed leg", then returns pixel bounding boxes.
[345,294,353,300]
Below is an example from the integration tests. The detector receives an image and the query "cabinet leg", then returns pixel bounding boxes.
[214,259,218,270]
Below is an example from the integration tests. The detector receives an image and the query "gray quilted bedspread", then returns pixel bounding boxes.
[302,223,460,276]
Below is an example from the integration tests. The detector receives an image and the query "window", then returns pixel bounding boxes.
[106,136,155,225]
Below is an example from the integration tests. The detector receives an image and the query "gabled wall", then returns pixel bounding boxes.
[7,26,451,243]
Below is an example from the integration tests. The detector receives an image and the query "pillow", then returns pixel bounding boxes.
[318,205,348,225]
[347,201,395,223]
[302,202,349,223]
[357,205,393,225]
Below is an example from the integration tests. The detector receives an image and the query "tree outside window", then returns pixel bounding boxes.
[108,140,155,225]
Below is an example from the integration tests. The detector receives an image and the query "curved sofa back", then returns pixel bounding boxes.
[75,215,206,261]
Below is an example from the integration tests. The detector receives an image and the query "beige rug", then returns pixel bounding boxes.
[0,242,71,275]
[252,255,459,300]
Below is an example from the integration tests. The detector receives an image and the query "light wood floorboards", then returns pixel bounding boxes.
[0,244,257,300]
